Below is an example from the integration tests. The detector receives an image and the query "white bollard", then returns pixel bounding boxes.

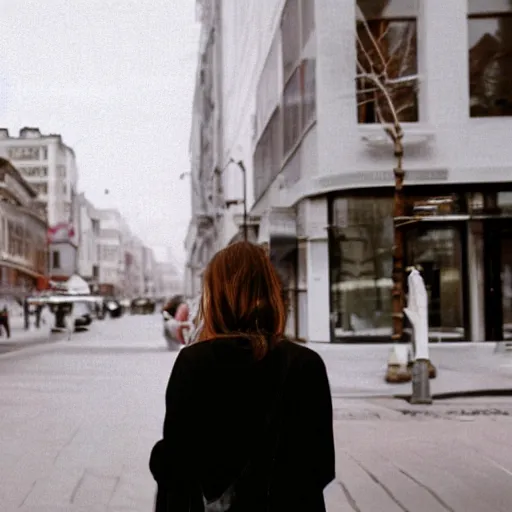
[404,268,432,404]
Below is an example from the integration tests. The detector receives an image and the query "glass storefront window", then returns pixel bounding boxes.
[330,197,394,337]
[502,229,512,340]
[406,228,464,340]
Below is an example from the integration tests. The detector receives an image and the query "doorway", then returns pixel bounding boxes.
[405,226,466,341]
[484,222,512,341]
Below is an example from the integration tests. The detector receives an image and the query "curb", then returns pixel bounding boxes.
[394,388,512,402]
[0,335,66,361]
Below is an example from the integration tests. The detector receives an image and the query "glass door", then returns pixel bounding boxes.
[488,222,512,341]
[405,226,465,341]
[502,229,512,340]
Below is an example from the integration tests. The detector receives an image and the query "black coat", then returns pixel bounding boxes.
[150,338,335,511]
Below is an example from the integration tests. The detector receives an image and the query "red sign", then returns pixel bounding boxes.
[47,223,75,243]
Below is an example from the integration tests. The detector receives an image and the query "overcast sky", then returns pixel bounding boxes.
[0,0,199,266]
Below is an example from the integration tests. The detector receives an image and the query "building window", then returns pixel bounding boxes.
[283,70,302,155]
[7,222,24,258]
[7,146,40,160]
[356,0,419,123]
[52,251,61,269]
[281,0,317,157]
[281,0,301,82]
[301,0,315,48]
[32,182,48,196]
[253,108,282,202]
[330,197,394,337]
[18,166,48,178]
[102,245,118,262]
[256,33,280,140]
[468,0,512,117]
[301,58,316,127]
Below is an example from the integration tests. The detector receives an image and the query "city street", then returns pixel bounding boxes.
[2,315,512,511]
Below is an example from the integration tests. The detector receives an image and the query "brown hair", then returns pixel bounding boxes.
[198,241,287,359]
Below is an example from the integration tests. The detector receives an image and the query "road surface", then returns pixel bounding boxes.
[1,315,512,511]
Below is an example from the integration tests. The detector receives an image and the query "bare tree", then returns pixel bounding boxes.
[355,3,419,341]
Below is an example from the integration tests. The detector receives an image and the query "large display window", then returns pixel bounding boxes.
[330,197,393,338]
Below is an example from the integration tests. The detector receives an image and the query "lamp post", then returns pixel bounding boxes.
[227,158,247,242]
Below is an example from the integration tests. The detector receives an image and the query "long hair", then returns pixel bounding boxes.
[198,241,287,359]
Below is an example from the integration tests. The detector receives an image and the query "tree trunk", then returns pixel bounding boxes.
[391,126,405,341]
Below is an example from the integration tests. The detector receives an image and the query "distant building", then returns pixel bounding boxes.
[142,246,158,297]
[123,234,144,298]
[77,193,100,290]
[96,208,125,296]
[0,127,79,282]
[0,158,48,296]
[156,261,183,299]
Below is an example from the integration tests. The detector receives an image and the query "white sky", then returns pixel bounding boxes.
[0,0,200,266]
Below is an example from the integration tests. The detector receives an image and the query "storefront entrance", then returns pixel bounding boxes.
[483,221,512,341]
[405,225,466,341]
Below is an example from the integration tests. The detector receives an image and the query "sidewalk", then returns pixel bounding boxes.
[324,395,512,511]
[0,314,54,354]
[311,342,512,399]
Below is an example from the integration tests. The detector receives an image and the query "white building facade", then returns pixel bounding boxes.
[142,246,158,297]
[77,193,100,289]
[0,158,48,295]
[123,234,145,298]
[0,127,79,281]
[188,0,512,343]
[96,208,125,296]
[0,127,78,227]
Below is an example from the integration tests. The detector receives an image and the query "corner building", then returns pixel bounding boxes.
[201,0,512,343]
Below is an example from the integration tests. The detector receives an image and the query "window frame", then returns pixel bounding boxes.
[356,15,419,124]
[467,8,512,118]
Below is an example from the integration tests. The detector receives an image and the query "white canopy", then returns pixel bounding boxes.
[65,274,91,295]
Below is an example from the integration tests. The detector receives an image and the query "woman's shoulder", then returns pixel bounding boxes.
[276,340,327,372]
[178,338,327,372]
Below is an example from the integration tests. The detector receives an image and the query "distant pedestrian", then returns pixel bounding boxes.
[0,300,10,338]
[23,298,30,330]
[150,242,335,511]
[35,304,43,328]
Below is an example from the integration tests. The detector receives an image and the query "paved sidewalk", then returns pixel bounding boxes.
[312,342,512,399]
[324,396,512,511]
[3,318,512,511]
[0,313,54,354]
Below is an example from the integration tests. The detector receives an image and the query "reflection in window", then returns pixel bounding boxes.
[281,0,301,82]
[356,0,419,123]
[301,59,316,127]
[503,231,512,340]
[301,0,315,48]
[406,228,464,339]
[468,1,512,117]
[52,251,60,269]
[330,197,394,337]
[253,108,281,202]
[283,70,302,154]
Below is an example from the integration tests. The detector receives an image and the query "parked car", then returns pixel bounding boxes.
[73,301,93,330]
[131,298,155,315]
[104,298,123,318]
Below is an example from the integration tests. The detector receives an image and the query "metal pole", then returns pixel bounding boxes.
[237,161,248,242]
